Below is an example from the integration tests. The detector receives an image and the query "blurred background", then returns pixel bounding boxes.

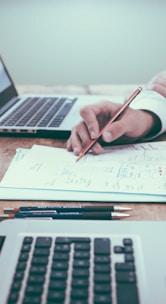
[0,0,166,86]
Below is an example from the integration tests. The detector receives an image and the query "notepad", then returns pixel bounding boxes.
[1,141,166,202]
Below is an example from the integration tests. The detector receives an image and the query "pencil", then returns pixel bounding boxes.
[76,87,142,162]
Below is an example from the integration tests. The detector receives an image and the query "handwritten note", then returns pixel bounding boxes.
[1,141,166,196]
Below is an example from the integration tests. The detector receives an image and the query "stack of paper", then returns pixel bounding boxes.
[0,141,166,202]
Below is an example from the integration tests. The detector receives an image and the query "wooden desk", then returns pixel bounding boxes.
[0,84,166,221]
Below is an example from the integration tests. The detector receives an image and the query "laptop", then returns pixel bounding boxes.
[0,219,166,304]
[0,56,123,138]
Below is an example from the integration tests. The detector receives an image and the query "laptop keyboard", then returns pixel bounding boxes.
[0,97,77,128]
[7,235,140,304]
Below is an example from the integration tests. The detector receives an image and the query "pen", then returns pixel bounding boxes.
[4,205,132,213]
[76,87,142,161]
[0,212,130,220]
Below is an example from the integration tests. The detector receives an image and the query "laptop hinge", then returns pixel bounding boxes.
[0,97,19,117]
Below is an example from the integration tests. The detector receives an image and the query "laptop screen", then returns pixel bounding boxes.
[0,61,11,93]
[0,56,18,110]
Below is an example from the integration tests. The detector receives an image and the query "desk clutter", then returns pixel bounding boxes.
[0,141,166,202]
[1,205,131,221]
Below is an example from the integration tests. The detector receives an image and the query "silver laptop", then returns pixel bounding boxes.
[0,219,166,304]
[0,56,123,138]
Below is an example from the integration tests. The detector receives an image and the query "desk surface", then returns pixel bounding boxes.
[0,84,166,221]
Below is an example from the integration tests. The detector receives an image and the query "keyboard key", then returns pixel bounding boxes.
[29,265,47,275]
[31,256,49,265]
[71,287,89,299]
[72,278,89,288]
[123,238,133,246]
[54,244,70,252]
[74,251,90,259]
[7,291,19,303]
[23,236,33,245]
[125,253,135,262]
[75,243,90,251]
[50,270,68,280]
[94,273,111,283]
[94,264,110,273]
[48,280,67,290]
[124,246,133,254]
[51,261,69,270]
[94,256,110,264]
[53,252,70,261]
[114,246,124,254]
[24,285,43,296]
[73,260,90,268]
[27,275,45,285]
[94,294,112,303]
[115,262,135,271]
[116,283,139,304]
[33,248,50,256]
[94,283,111,294]
[94,238,110,255]
[72,269,89,278]
[35,237,52,248]
[116,271,137,283]
[47,290,65,302]
[22,295,42,304]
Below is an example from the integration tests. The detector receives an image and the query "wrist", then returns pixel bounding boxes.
[142,110,161,138]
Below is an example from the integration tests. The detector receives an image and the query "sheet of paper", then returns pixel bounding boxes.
[1,186,166,202]
[1,141,166,196]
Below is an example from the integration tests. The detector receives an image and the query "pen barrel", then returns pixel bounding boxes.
[14,212,113,220]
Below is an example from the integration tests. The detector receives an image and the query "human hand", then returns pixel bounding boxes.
[146,71,166,98]
[66,101,156,155]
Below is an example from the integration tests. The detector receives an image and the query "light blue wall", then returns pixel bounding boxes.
[0,0,166,85]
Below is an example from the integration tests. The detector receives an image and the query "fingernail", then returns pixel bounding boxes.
[90,131,96,139]
[103,131,112,142]
[73,147,79,155]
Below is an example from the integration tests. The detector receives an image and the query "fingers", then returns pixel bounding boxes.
[79,104,101,139]
[80,101,120,139]
[102,108,155,142]
[66,102,153,156]
[66,121,103,155]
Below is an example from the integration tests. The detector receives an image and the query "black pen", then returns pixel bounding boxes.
[4,205,132,213]
[0,212,130,220]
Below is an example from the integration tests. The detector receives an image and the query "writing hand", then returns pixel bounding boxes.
[66,101,156,155]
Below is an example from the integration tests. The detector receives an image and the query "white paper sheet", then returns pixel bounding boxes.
[0,141,166,201]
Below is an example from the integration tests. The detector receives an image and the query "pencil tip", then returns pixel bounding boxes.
[76,153,84,162]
